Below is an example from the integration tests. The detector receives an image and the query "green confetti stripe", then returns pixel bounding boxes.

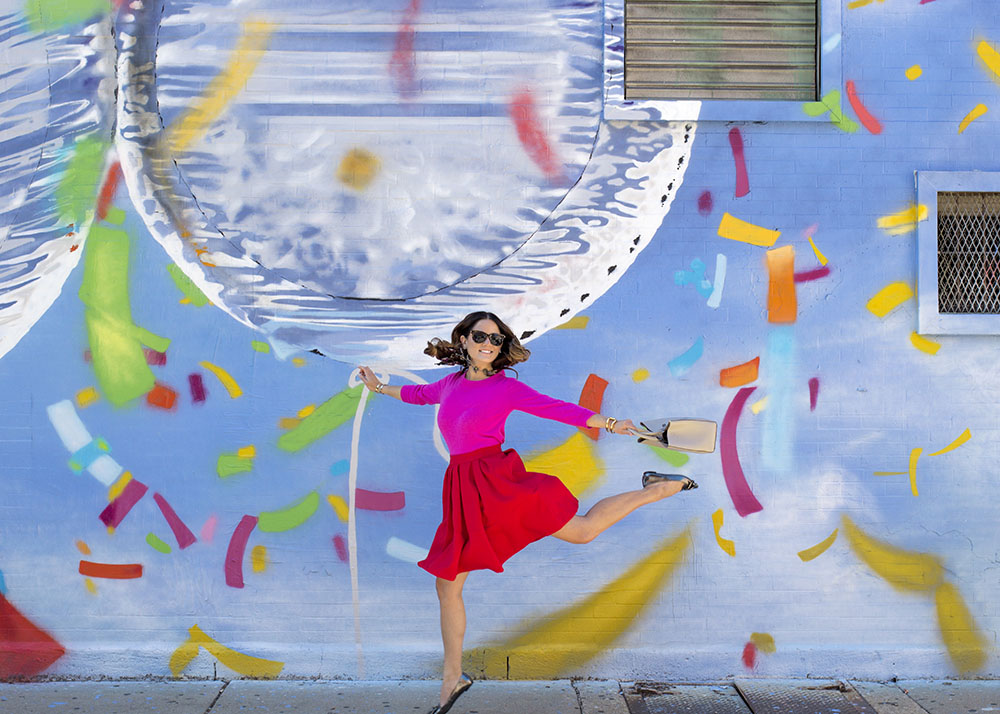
[217,453,254,479]
[258,491,320,533]
[24,0,111,32]
[55,135,109,226]
[646,445,690,468]
[146,533,172,554]
[277,385,371,453]
[251,341,271,353]
[79,225,170,406]
[166,264,210,306]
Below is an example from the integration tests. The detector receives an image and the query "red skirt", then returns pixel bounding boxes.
[418,444,579,581]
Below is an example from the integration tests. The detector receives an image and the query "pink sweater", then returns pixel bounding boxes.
[400,371,595,454]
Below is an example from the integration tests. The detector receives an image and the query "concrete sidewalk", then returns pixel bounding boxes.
[2,678,999,714]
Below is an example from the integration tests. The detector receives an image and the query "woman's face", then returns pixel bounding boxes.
[460,318,504,369]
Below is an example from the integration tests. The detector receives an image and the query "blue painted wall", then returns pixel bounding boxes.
[1,0,999,680]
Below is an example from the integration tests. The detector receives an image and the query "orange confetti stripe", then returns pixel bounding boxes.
[720,357,760,388]
[766,246,797,323]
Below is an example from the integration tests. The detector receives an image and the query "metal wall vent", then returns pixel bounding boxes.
[937,191,1000,314]
[624,0,819,101]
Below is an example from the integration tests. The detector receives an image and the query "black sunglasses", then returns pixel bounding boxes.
[469,330,505,347]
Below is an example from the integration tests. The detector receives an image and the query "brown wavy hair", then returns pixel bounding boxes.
[424,311,530,372]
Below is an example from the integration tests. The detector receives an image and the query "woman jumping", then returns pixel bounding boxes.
[358,311,696,714]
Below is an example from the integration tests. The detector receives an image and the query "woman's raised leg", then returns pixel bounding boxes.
[436,571,470,707]
[551,480,686,545]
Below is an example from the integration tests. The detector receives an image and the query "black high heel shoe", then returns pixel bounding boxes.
[428,673,473,714]
[642,471,698,490]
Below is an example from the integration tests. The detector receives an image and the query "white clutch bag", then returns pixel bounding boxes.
[635,418,718,454]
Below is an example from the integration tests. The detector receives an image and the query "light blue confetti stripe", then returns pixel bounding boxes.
[668,337,704,378]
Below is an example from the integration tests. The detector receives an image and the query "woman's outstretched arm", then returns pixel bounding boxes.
[358,366,404,401]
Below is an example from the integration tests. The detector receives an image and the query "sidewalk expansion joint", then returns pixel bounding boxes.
[202,679,230,714]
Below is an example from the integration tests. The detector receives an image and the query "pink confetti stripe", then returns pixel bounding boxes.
[332,535,348,563]
[355,488,406,511]
[200,514,218,543]
[143,348,167,366]
[721,387,763,517]
[509,88,563,182]
[808,378,820,411]
[152,493,197,549]
[845,80,883,135]
[225,515,258,588]
[99,479,148,528]
[793,265,831,283]
[188,373,207,404]
[728,127,750,198]
[389,0,420,97]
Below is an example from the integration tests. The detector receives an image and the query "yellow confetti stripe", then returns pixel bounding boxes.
[905,65,923,81]
[908,447,922,497]
[976,40,1000,83]
[463,527,692,679]
[169,624,284,678]
[236,445,256,459]
[279,417,301,430]
[631,368,650,383]
[717,212,780,247]
[841,515,943,592]
[844,515,987,673]
[750,632,776,654]
[163,21,276,154]
[934,582,989,673]
[292,357,307,367]
[199,361,243,398]
[928,428,971,457]
[797,528,839,562]
[84,579,97,595]
[847,0,883,7]
[523,432,605,498]
[554,315,589,330]
[873,470,907,476]
[806,236,828,266]
[251,545,268,573]
[910,332,941,355]
[877,203,928,235]
[326,494,349,522]
[750,395,769,414]
[75,386,100,408]
[866,282,914,317]
[297,404,316,419]
[958,104,988,134]
[108,471,133,502]
[712,509,735,557]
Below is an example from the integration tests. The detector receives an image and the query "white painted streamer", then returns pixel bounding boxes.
[386,536,429,564]
[707,253,727,309]
[345,373,369,679]
[46,400,123,486]
[343,366,450,678]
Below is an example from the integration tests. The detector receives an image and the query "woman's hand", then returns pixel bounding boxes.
[611,418,638,436]
[587,413,639,435]
[358,365,381,391]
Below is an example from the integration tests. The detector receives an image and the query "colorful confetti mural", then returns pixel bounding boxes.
[0,0,998,684]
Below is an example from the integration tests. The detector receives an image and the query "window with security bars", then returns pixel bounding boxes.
[937,192,1000,315]
[624,0,819,101]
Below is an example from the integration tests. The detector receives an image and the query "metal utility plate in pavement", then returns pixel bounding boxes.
[624,683,752,714]
[896,680,1000,714]
[734,679,877,714]
[211,679,580,714]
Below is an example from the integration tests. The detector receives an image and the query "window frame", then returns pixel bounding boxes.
[603,0,842,121]
[916,170,1000,335]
